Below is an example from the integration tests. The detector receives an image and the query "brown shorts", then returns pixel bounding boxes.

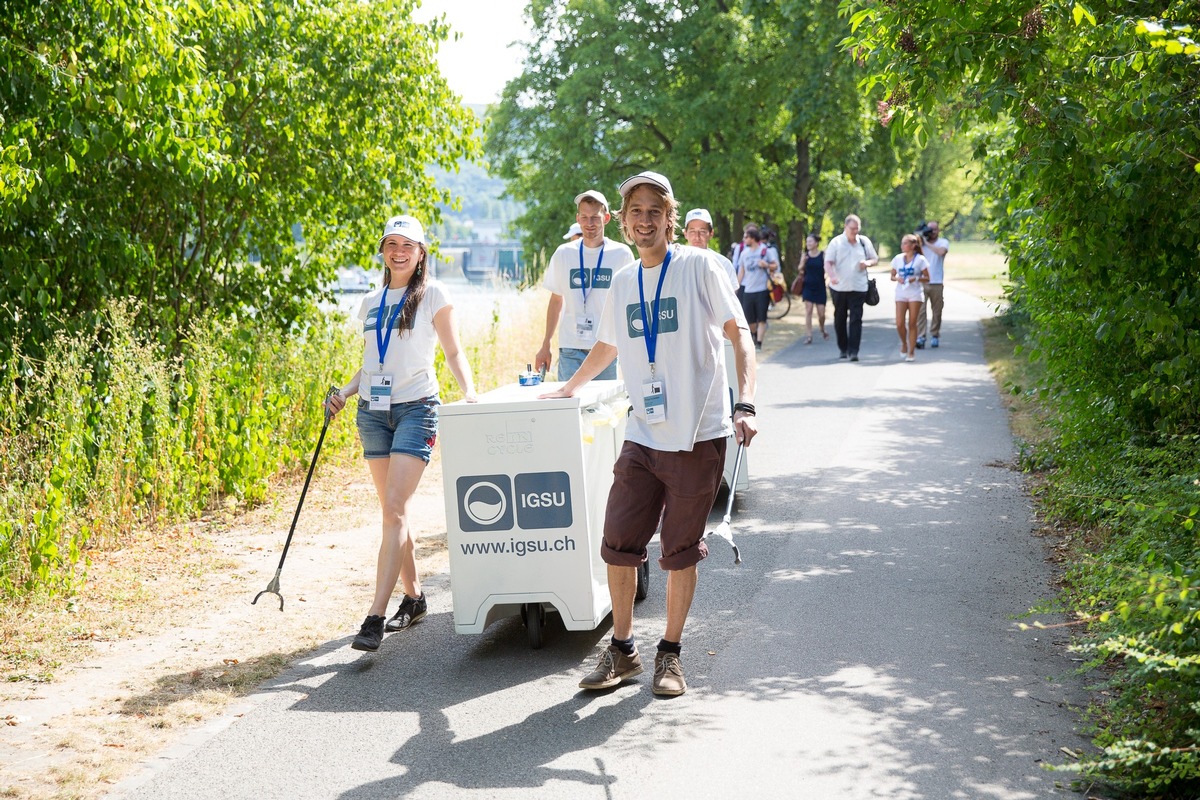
[601,438,727,571]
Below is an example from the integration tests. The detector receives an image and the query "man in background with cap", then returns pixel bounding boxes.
[683,208,739,292]
[562,222,583,242]
[536,190,635,380]
[541,171,757,697]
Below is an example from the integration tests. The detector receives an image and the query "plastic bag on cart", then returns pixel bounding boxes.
[580,397,632,443]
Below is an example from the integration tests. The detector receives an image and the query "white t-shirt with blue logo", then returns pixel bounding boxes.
[596,244,747,452]
[543,237,635,349]
[891,253,930,303]
[356,280,451,403]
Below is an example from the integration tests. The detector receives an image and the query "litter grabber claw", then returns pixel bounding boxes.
[706,442,745,564]
[253,385,340,611]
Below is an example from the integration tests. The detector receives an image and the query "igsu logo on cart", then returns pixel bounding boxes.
[456,472,573,532]
[457,475,514,532]
[514,471,573,530]
[626,297,679,338]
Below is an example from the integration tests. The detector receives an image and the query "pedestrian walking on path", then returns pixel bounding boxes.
[824,214,879,362]
[323,214,477,652]
[890,233,931,362]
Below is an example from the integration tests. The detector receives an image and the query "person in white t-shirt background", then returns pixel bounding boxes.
[915,220,950,349]
[733,227,779,350]
[682,207,739,292]
[324,215,477,653]
[890,233,931,362]
[562,222,583,242]
[823,214,879,362]
[536,190,636,380]
[541,171,757,698]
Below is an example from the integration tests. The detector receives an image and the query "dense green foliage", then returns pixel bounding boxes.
[0,303,359,597]
[486,0,887,275]
[845,0,1200,792]
[1,0,480,357]
[0,0,483,600]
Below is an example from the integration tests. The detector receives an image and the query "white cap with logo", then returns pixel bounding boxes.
[378,215,426,249]
[617,171,674,200]
[685,208,713,227]
[573,189,610,211]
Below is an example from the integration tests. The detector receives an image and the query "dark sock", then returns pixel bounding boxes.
[657,638,681,655]
[611,635,636,656]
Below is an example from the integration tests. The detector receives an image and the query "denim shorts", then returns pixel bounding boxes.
[558,347,618,382]
[355,396,439,462]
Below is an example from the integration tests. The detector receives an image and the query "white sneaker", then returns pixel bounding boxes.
[905,355,915,362]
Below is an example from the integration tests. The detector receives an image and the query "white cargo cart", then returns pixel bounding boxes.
[438,380,641,648]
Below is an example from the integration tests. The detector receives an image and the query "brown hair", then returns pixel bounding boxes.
[901,233,924,256]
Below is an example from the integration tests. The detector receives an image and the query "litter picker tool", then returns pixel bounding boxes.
[252,385,340,610]
[706,442,745,564]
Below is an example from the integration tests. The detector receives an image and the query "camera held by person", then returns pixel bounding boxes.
[916,221,937,242]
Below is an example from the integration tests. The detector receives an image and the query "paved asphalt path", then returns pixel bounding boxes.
[116,286,1091,799]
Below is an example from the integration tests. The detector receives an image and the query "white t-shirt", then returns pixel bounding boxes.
[356,280,451,403]
[734,244,778,293]
[542,237,635,349]
[714,252,739,293]
[891,253,929,303]
[596,244,747,452]
[824,233,878,293]
[924,236,950,283]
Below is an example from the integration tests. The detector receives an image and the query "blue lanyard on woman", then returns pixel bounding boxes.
[375,286,410,370]
[578,240,604,309]
[636,246,673,377]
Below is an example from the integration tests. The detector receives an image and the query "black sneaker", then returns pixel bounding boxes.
[849,353,859,362]
[839,351,849,359]
[351,615,385,652]
[385,592,427,632]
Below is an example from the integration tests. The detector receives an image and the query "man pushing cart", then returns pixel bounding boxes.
[540,171,758,697]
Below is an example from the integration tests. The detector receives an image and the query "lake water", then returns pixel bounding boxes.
[327,275,531,329]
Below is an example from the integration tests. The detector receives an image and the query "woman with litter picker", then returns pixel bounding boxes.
[325,215,477,652]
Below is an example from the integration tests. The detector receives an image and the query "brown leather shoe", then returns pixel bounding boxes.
[652,651,686,696]
[578,645,643,690]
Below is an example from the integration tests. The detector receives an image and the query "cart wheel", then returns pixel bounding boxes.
[522,602,545,649]
[635,561,650,602]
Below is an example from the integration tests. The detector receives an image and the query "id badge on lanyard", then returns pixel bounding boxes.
[369,373,394,410]
[642,378,667,423]
[575,314,596,341]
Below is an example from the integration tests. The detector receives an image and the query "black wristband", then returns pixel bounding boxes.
[733,402,756,416]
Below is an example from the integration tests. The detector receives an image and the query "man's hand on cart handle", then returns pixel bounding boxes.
[733,401,757,446]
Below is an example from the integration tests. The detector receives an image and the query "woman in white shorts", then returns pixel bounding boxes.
[890,233,931,362]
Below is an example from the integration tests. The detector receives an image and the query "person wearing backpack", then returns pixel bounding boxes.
[732,227,779,349]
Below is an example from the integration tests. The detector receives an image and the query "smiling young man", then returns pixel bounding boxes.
[541,172,757,696]
[535,190,635,380]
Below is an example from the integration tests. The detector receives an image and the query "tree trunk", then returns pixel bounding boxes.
[786,134,814,283]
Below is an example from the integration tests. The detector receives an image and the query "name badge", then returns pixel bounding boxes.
[642,379,667,424]
[369,373,393,411]
[575,314,596,341]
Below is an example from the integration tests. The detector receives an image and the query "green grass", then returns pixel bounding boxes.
[948,239,1008,305]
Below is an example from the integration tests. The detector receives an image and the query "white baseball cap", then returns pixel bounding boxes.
[685,208,713,227]
[618,171,674,200]
[562,222,583,240]
[573,189,610,211]
[377,214,426,249]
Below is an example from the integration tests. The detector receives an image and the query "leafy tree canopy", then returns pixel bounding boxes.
[1,0,480,354]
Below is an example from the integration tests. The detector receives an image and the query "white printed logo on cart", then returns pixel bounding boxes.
[515,472,573,530]
[457,475,514,532]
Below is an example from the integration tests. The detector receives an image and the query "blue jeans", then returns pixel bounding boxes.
[558,347,617,381]
[356,396,439,462]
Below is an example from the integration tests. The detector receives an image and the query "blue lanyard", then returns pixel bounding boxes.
[578,240,604,308]
[375,285,409,370]
[636,246,673,374]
